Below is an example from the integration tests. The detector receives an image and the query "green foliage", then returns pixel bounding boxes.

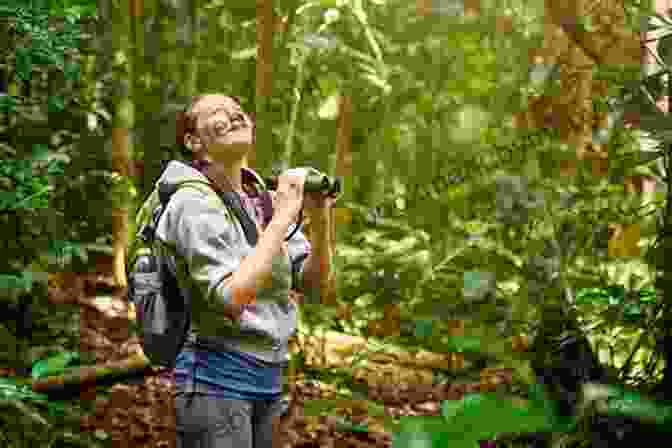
[0,0,667,444]
[1,1,82,62]
[575,286,660,323]
[0,145,65,211]
[393,383,573,448]
[49,0,97,18]
[0,0,84,122]
[0,272,34,297]
[0,377,106,447]
[0,2,112,446]
[31,351,80,380]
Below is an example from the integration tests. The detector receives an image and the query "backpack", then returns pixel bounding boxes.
[128,167,270,368]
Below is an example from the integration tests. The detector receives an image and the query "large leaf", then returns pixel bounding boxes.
[393,416,455,448]
[581,383,672,426]
[31,351,81,380]
[396,386,568,448]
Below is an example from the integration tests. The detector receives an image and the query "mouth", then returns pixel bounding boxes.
[218,128,253,145]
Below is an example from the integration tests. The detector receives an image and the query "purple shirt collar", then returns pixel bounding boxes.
[189,160,273,226]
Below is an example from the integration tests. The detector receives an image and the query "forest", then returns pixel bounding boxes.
[1,0,672,447]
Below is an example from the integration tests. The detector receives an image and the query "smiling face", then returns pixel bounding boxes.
[185,94,254,163]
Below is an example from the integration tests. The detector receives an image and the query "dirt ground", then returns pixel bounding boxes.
[49,270,510,448]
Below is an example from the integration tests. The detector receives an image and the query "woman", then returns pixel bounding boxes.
[135,94,334,447]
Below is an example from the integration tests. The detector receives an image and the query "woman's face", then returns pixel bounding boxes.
[189,94,254,161]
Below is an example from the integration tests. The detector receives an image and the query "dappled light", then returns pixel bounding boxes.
[1,0,672,447]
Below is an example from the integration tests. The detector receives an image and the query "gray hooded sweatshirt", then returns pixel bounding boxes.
[132,160,310,366]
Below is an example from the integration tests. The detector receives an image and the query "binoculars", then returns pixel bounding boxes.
[265,167,342,198]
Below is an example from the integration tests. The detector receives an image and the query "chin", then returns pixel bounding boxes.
[211,142,252,160]
[222,129,253,145]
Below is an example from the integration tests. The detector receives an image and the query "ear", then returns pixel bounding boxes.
[184,134,202,152]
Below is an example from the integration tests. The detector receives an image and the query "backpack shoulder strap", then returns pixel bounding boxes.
[242,167,274,227]
[144,174,263,251]
[140,180,213,243]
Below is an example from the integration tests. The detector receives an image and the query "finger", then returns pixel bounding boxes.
[294,179,304,197]
[281,175,302,192]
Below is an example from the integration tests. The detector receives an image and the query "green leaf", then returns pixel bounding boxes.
[576,287,609,305]
[441,399,462,422]
[47,159,66,176]
[393,416,454,448]
[463,271,495,301]
[441,336,482,353]
[414,319,434,339]
[638,288,658,303]
[231,46,257,60]
[438,391,563,443]
[31,143,49,160]
[15,47,33,81]
[63,62,80,81]
[31,351,81,380]
[623,303,643,322]
[334,416,369,433]
[318,94,339,120]
[0,94,16,113]
[597,387,672,425]
[48,95,66,113]
[617,151,665,169]
[0,191,16,209]
[0,273,33,294]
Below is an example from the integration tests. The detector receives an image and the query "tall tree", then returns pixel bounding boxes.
[255,0,275,171]
[107,1,132,288]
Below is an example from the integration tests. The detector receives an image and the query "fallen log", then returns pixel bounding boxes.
[31,352,154,396]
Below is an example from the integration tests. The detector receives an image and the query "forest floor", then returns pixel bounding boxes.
[39,267,513,448]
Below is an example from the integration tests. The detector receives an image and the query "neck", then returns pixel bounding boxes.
[196,156,248,193]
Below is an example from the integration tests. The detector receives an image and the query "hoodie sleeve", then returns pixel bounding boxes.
[157,186,240,306]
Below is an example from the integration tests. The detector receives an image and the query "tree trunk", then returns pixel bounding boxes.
[254,0,275,171]
[322,94,354,306]
[109,1,136,289]
[111,130,131,288]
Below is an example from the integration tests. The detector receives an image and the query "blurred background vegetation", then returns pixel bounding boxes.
[1,0,672,446]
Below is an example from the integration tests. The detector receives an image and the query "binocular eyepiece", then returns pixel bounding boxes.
[265,167,342,197]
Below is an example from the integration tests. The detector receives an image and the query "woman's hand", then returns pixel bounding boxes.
[272,170,305,224]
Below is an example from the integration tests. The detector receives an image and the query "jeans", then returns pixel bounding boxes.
[175,392,284,448]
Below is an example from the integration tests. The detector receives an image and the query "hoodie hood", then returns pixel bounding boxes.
[128,161,211,270]
[157,160,211,198]
[128,160,272,269]
[158,160,267,194]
